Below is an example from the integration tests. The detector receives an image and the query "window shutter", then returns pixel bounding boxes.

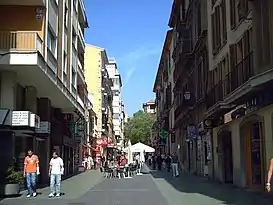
[216,6,221,49]
[230,0,236,30]
[211,13,216,54]
[221,0,227,42]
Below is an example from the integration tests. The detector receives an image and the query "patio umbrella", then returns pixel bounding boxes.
[127,140,133,164]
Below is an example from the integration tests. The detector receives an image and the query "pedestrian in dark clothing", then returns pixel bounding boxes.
[166,155,172,172]
[152,155,156,169]
[157,154,163,171]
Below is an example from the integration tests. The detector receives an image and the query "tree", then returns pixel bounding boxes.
[124,110,156,144]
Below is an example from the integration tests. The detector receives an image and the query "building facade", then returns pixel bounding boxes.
[143,100,156,114]
[106,59,124,149]
[154,0,273,191]
[0,0,90,183]
[206,0,273,190]
[84,45,114,157]
[153,30,173,155]
[166,0,210,176]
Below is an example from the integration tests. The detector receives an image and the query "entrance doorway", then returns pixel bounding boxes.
[243,121,264,189]
[218,130,233,183]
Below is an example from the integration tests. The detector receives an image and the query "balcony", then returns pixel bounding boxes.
[0,31,42,54]
[78,23,85,49]
[206,52,254,118]
[173,40,193,84]
[77,58,85,82]
[0,31,84,117]
[72,7,78,32]
[229,52,254,93]
[174,91,195,120]
[0,0,45,6]
[77,95,84,110]
[206,81,224,110]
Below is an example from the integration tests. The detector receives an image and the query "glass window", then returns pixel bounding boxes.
[47,28,56,56]
[112,78,119,86]
[113,114,119,119]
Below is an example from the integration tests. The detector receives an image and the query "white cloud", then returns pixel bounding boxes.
[118,46,160,85]
[124,67,136,84]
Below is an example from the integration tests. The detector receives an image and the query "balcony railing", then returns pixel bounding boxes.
[78,23,85,49]
[206,81,224,109]
[78,58,85,82]
[229,51,254,92]
[0,31,43,53]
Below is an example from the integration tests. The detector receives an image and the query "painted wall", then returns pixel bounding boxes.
[84,45,102,136]
[212,104,273,188]
[0,6,45,40]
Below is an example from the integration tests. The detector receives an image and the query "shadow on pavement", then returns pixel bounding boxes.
[150,168,273,205]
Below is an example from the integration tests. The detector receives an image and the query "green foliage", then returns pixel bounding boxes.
[124,110,156,144]
[6,158,24,184]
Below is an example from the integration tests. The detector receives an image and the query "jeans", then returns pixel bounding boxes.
[50,174,61,194]
[172,163,179,177]
[26,172,37,195]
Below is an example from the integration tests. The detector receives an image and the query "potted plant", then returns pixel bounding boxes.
[3,158,24,196]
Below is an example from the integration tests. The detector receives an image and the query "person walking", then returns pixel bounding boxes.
[166,154,172,172]
[24,149,40,198]
[171,153,179,177]
[157,154,163,171]
[48,151,64,197]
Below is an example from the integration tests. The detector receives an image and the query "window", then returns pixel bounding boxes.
[113,114,119,119]
[63,51,67,74]
[230,0,236,29]
[64,4,68,28]
[62,72,67,86]
[212,5,223,55]
[112,78,119,86]
[72,70,76,87]
[196,4,201,37]
[47,28,56,56]
[221,0,227,43]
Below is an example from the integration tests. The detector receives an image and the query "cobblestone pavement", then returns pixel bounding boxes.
[1,166,273,205]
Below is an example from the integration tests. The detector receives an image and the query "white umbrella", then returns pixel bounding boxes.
[125,140,133,179]
[127,140,133,164]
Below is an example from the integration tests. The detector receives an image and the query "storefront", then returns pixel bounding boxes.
[212,104,273,189]
[197,121,212,177]
[186,124,197,173]
[0,110,40,183]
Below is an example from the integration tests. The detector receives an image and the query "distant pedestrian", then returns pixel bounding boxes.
[24,149,40,198]
[171,153,179,177]
[166,154,172,172]
[152,155,156,169]
[157,154,163,171]
[48,151,64,197]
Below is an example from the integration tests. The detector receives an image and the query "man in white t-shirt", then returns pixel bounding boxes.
[48,151,64,197]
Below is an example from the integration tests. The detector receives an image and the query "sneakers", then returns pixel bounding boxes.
[55,193,60,197]
[27,192,37,198]
[48,193,54,198]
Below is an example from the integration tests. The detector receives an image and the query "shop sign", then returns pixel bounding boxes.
[198,121,205,133]
[36,121,51,134]
[12,111,40,129]
[160,129,168,139]
[187,124,196,139]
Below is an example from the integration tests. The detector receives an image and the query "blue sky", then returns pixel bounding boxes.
[85,1,173,116]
